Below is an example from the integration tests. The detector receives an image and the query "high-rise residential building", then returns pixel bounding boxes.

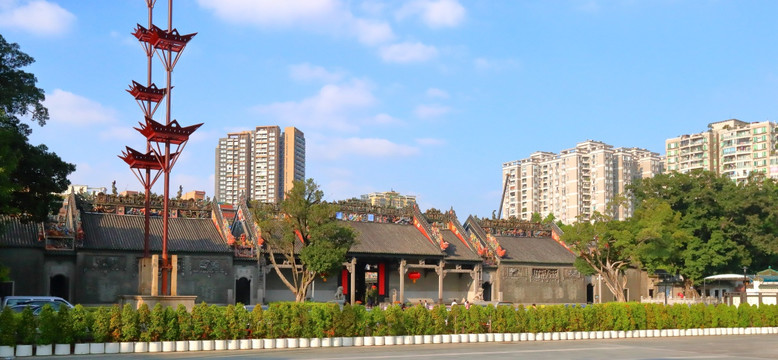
[501,140,663,224]
[665,119,778,183]
[215,126,305,204]
[360,190,417,208]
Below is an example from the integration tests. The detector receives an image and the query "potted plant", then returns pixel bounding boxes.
[71,304,91,354]
[15,307,36,357]
[54,305,73,355]
[383,304,405,345]
[175,304,191,351]
[135,304,150,352]
[0,306,16,357]
[161,306,179,352]
[36,304,57,355]
[147,303,165,352]
[119,303,138,353]
[90,307,110,354]
[191,302,213,350]
[105,304,122,353]
[234,303,252,349]
[211,305,229,350]
[248,304,265,349]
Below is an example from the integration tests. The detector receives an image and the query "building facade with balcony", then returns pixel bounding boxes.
[501,140,663,224]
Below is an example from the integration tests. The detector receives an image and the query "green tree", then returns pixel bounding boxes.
[251,179,357,302]
[0,306,16,346]
[0,35,75,224]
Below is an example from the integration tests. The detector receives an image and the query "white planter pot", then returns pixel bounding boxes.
[726,328,733,335]
[202,340,214,351]
[433,334,443,343]
[442,334,452,343]
[659,329,667,337]
[383,336,395,346]
[494,333,504,342]
[133,342,148,353]
[332,337,343,347]
[274,338,287,349]
[574,332,582,340]
[413,335,423,344]
[105,342,120,354]
[469,334,479,343]
[322,337,333,347]
[511,333,520,342]
[618,330,626,338]
[240,339,251,350]
[54,343,70,355]
[310,337,321,347]
[520,333,528,341]
[610,331,618,338]
[214,340,227,350]
[119,342,133,353]
[595,331,603,339]
[638,330,647,338]
[526,333,535,341]
[343,337,354,347]
[298,338,309,348]
[354,337,364,347]
[261,339,274,349]
[374,336,384,346]
[74,343,90,355]
[424,335,434,344]
[551,332,560,341]
[225,339,237,350]
[176,340,188,352]
[565,332,573,340]
[457,334,467,343]
[673,329,681,337]
[286,338,298,348]
[148,341,162,352]
[363,336,374,346]
[15,344,33,357]
[403,335,414,345]
[0,346,14,358]
[580,332,589,340]
[89,343,105,354]
[162,341,175,352]
[625,330,633,338]
[451,334,460,343]
[189,340,202,351]
[543,333,551,341]
[36,344,53,356]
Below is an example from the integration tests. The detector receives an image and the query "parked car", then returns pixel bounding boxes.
[1,296,74,315]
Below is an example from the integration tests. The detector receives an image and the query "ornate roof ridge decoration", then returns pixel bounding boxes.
[88,193,213,211]
[135,117,203,145]
[127,80,168,103]
[333,199,415,218]
[119,146,165,170]
[148,24,197,52]
[132,23,154,43]
[476,217,552,237]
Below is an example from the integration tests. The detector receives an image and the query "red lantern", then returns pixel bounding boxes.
[408,271,421,283]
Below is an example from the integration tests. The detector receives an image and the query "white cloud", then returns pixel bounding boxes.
[379,42,438,63]
[45,89,118,126]
[426,88,449,99]
[396,0,465,28]
[373,113,403,125]
[253,79,376,131]
[414,104,450,119]
[416,137,446,146]
[0,0,75,36]
[289,63,345,83]
[197,0,394,46]
[310,137,419,160]
[98,127,137,142]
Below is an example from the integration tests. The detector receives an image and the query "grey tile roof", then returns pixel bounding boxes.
[344,221,444,257]
[495,236,575,265]
[81,213,231,253]
[0,217,43,248]
[441,230,481,262]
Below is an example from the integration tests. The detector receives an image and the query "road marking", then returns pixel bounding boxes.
[308,346,618,360]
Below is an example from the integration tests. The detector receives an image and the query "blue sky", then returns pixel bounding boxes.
[3,0,778,218]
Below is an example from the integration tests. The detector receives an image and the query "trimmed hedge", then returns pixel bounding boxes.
[1,302,778,345]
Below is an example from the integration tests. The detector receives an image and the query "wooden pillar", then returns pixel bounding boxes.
[171,254,178,296]
[350,257,357,305]
[437,260,445,304]
[399,259,406,305]
[151,254,159,296]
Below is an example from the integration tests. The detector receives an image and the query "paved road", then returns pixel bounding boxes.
[32,335,778,360]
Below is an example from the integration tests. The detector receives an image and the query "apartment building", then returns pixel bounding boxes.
[215,126,305,204]
[360,190,417,208]
[501,140,663,224]
[665,119,778,182]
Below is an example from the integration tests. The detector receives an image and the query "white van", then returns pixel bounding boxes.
[1,296,74,314]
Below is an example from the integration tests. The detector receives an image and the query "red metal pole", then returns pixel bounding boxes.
[160,0,174,296]
[143,0,154,259]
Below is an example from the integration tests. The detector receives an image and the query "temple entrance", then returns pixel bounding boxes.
[235,277,251,305]
[587,284,594,303]
[482,281,492,301]
[49,274,69,301]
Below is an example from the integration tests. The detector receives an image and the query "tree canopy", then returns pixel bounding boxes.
[251,179,356,302]
[0,35,75,223]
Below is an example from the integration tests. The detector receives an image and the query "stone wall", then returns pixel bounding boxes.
[498,264,587,304]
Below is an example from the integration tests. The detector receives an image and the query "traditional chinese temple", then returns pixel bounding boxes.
[0,193,593,306]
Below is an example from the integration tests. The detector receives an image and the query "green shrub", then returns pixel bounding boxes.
[176,304,192,340]
[552,305,569,332]
[161,306,179,341]
[491,305,516,333]
[689,304,705,328]
[430,304,451,334]
[464,305,487,333]
[137,304,151,342]
[108,305,122,342]
[91,307,111,343]
[525,306,539,333]
[190,303,211,340]
[737,304,753,328]
[383,304,406,336]
[71,305,91,343]
[336,303,364,337]
[368,307,387,336]
[0,306,17,346]
[57,305,74,344]
[37,304,58,345]
[567,305,584,331]
[234,304,251,339]
[627,303,646,330]
[515,305,528,333]
[448,305,465,334]
[611,303,630,331]
[210,305,228,340]
[16,307,36,345]
[403,304,431,335]
[147,304,166,342]
[120,304,139,342]
[248,304,265,339]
